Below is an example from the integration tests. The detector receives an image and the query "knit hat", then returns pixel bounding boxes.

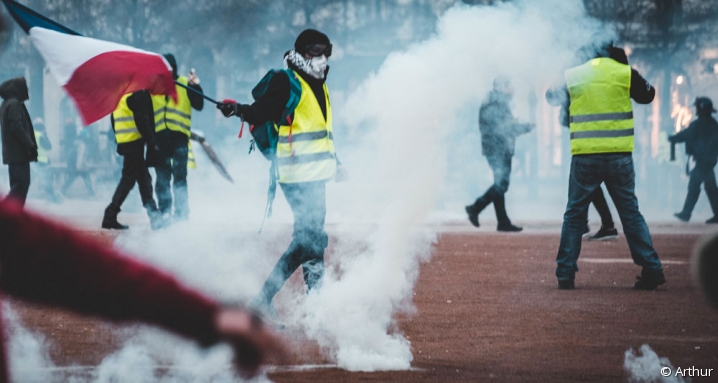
[294,29,331,55]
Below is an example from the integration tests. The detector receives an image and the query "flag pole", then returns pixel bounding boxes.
[175,81,220,105]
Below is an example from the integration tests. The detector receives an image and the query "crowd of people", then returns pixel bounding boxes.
[2,25,718,379]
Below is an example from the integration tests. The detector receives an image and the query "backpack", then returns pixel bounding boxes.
[244,69,302,160]
[241,69,302,232]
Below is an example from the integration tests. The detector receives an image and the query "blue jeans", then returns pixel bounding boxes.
[555,154,662,280]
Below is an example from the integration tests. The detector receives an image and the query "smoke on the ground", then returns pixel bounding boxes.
[624,344,685,383]
[3,0,625,377]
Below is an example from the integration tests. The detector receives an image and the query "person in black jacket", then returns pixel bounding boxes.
[466,77,532,232]
[670,97,718,224]
[0,77,37,207]
[103,90,164,230]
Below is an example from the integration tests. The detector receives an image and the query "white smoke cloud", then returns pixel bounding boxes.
[5,0,617,377]
[289,0,607,371]
[4,303,59,383]
[624,344,686,383]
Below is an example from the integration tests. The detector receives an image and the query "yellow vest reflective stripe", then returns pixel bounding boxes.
[112,94,143,144]
[276,71,335,183]
[566,58,634,155]
[152,76,192,137]
[188,141,196,169]
[34,131,48,163]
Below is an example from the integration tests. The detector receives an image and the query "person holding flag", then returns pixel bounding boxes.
[152,53,204,222]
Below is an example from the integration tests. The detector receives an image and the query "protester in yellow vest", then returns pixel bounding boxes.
[152,53,204,222]
[217,29,347,320]
[552,40,664,291]
[103,90,164,230]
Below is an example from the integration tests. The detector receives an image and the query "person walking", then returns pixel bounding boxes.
[670,97,718,224]
[0,77,37,208]
[553,41,664,290]
[152,53,203,222]
[465,77,532,232]
[217,29,345,317]
[102,90,164,230]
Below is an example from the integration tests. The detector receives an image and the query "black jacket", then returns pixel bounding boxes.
[0,77,37,165]
[479,90,531,158]
[237,61,327,126]
[111,90,156,156]
[670,114,718,164]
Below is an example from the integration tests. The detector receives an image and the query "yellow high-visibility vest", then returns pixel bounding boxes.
[152,76,192,137]
[112,94,143,144]
[34,131,48,163]
[566,57,634,155]
[276,71,336,183]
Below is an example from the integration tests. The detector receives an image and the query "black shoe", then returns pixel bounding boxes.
[558,279,575,290]
[497,223,522,232]
[634,269,666,290]
[674,212,690,222]
[582,224,591,238]
[102,219,129,230]
[465,205,480,227]
[706,216,718,224]
[588,226,618,241]
[102,205,129,230]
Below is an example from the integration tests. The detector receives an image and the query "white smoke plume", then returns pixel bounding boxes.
[3,303,58,383]
[624,344,686,383]
[4,0,616,377]
[287,0,607,371]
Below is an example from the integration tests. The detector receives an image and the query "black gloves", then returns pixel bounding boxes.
[218,99,239,118]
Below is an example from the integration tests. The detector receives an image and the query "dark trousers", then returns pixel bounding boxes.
[679,161,718,218]
[109,146,154,211]
[155,145,188,219]
[470,152,513,225]
[591,186,614,228]
[556,154,662,280]
[7,162,30,207]
[256,181,328,306]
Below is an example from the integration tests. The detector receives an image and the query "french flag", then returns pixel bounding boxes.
[1,0,176,125]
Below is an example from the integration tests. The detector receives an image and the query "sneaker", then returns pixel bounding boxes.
[706,216,718,224]
[582,224,591,238]
[558,279,575,290]
[497,223,522,232]
[633,269,666,290]
[674,212,690,222]
[465,205,480,227]
[588,226,618,241]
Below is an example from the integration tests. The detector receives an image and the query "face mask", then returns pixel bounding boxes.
[307,55,328,79]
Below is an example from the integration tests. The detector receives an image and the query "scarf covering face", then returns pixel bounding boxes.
[285,49,327,80]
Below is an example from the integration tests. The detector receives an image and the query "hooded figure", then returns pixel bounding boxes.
[670,97,718,223]
[465,77,532,232]
[0,77,37,207]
